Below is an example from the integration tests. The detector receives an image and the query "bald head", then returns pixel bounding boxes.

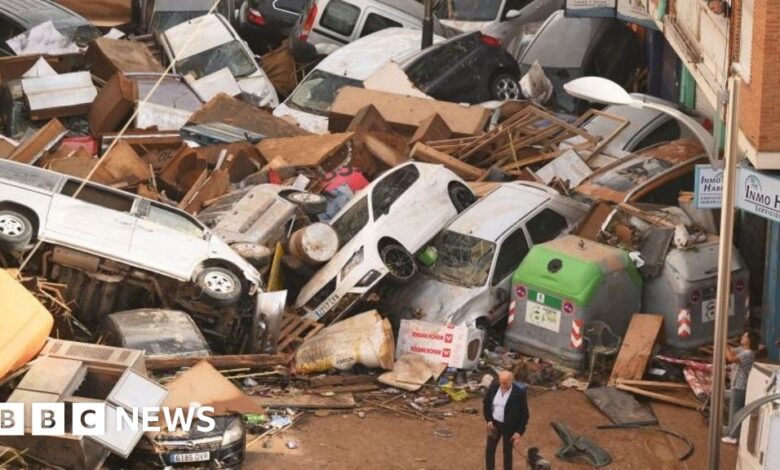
[498,370,513,392]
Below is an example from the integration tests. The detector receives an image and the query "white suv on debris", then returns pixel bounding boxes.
[0,159,261,306]
[295,162,476,323]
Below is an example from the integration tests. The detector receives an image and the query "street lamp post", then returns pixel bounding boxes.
[563,76,716,163]
[564,75,741,469]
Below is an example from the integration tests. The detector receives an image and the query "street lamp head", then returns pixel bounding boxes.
[563,76,634,106]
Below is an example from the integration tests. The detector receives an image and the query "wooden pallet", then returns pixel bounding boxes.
[277,313,324,353]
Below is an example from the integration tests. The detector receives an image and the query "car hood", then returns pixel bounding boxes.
[273,103,329,134]
[385,274,483,325]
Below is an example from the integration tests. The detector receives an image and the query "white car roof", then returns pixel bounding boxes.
[447,183,552,241]
[163,13,232,60]
[316,27,442,80]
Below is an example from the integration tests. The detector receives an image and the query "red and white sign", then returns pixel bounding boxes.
[396,320,484,370]
[677,309,692,337]
[570,319,584,349]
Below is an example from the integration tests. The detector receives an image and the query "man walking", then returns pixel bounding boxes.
[483,370,529,470]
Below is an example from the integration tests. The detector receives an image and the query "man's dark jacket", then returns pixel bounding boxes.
[482,382,529,436]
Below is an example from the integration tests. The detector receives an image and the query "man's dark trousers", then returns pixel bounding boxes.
[486,421,513,470]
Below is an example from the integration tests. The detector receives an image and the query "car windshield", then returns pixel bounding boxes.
[176,40,257,79]
[425,230,495,288]
[434,0,502,21]
[151,11,208,34]
[331,196,369,247]
[287,70,363,115]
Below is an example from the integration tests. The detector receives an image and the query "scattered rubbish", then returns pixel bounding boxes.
[286,440,300,449]
[584,387,658,426]
[378,354,442,392]
[433,427,454,438]
[295,311,395,374]
[552,422,612,467]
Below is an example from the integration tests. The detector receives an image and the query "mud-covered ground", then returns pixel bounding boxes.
[245,389,737,469]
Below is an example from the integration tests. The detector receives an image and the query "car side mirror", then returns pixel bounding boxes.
[506,9,521,19]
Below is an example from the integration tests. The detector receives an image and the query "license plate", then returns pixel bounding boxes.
[171,451,210,463]
[525,300,561,333]
[701,296,734,323]
[315,292,341,318]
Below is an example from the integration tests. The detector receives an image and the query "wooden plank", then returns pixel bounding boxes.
[253,392,356,409]
[363,134,408,167]
[308,374,377,388]
[615,383,702,410]
[616,379,690,389]
[145,354,289,370]
[256,133,352,169]
[609,314,664,385]
[409,113,452,146]
[410,142,483,180]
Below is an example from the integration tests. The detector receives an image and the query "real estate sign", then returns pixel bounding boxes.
[694,164,724,208]
[736,166,780,223]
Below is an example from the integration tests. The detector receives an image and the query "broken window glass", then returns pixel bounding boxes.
[332,196,368,246]
[426,230,496,288]
[433,0,502,21]
[176,40,256,80]
[592,158,674,193]
[527,209,567,244]
[288,70,362,115]
[371,164,420,219]
[145,204,204,238]
[492,228,529,285]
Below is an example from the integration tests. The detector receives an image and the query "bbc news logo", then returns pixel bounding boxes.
[0,403,216,436]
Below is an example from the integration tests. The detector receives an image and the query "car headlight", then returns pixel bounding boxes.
[221,418,244,447]
[340,247,364,280]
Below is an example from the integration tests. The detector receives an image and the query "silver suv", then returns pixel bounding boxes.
[0,159,260,306]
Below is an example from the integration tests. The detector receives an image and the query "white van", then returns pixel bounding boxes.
[274,27,441,133]
[290,0,425,56]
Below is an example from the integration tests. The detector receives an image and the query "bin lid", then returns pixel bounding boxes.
[512,235,641,306]
[665,237,745,281]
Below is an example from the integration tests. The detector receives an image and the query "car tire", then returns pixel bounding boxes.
[0,209,33,252]
[380,244,417,282]
[283,191,328,216]
[196,267,243,307]
[491,73,521,101]
[448,183,476,213]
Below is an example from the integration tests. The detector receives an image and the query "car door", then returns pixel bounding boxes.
[45,180,137,258]
[487,226,530,321]
[127,200,210,280]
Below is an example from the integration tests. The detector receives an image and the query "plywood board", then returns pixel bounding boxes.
[257,133,351,168]
[584,387,657,426]
[329,87,490,136]
[252,393,356,409]
[609,314,664,385]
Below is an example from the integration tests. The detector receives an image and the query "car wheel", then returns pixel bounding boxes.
[491,73,521,101]
[449,184,476,213]
[283,191,328,216]
[0,210,33,252]
[197,267,242,307]
[380,244,417,282]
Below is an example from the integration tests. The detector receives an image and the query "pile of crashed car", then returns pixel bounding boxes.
[0,0,747,468]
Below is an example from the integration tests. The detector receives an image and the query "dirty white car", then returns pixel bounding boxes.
[0,159,260,306]
[159,13,279,107]
[275,27,441,133]
[382,182,588,329]
[295,162,476,322]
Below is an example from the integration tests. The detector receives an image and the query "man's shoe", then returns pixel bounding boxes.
[721,437,738,445]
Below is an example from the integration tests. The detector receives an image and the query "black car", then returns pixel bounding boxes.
[239,0,306,53]
[129,414,246,468]
[518,10,642,114]
[402,31,521,104]
[0,0,101,55]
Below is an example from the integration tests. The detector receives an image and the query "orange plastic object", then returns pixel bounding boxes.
[0,269,53,379]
